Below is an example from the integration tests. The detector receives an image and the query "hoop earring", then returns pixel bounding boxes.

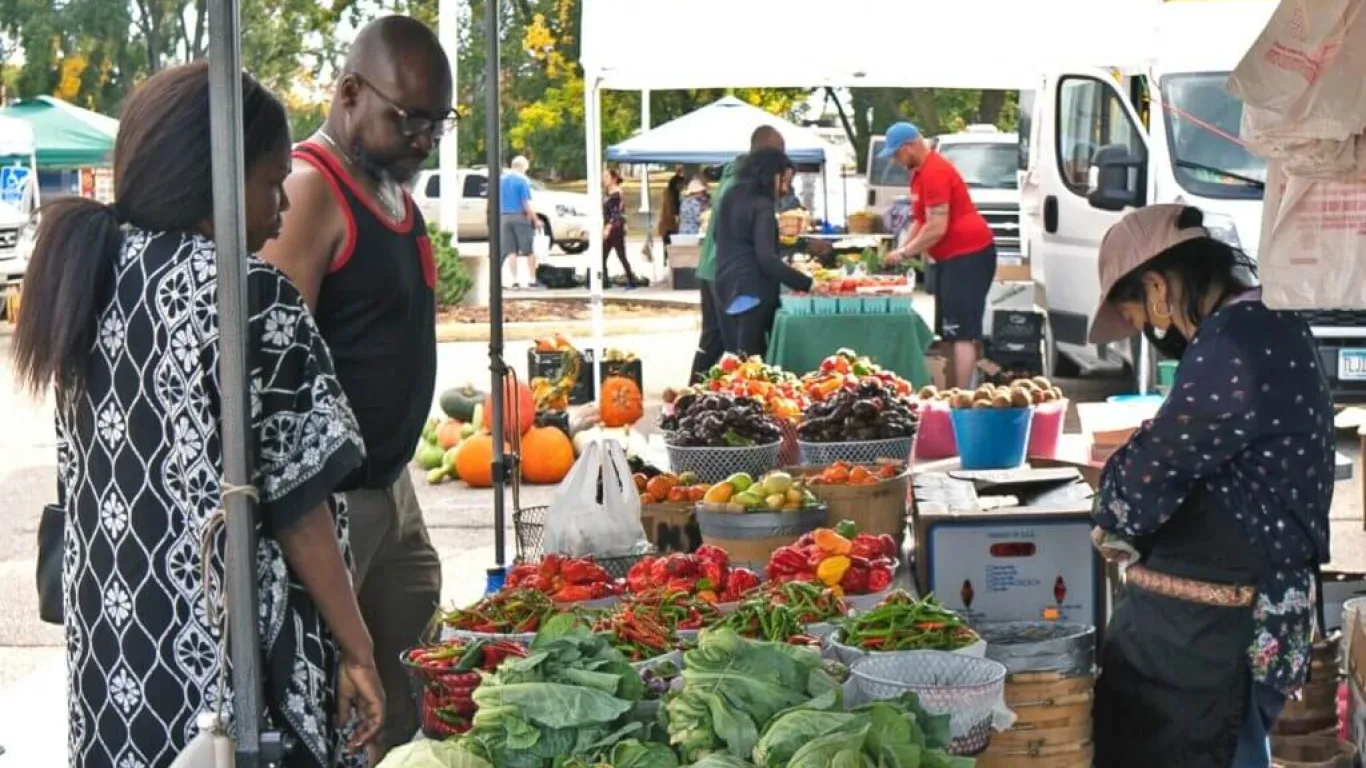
[1149,300,1171,320]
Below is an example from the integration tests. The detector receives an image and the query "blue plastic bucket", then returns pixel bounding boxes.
[950,407,1033,470]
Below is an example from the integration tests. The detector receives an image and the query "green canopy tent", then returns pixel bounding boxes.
[0,96,118,169]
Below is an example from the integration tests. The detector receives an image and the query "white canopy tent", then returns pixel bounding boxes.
[607,96,833,165]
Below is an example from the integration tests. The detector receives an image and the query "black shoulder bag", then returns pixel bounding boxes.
[36,471,64,625]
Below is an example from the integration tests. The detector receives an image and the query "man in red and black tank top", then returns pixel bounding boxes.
[260,16,454,762]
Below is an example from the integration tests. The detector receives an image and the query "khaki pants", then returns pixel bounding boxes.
[347,471,442,756]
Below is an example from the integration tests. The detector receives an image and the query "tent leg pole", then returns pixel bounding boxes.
[485,0,507,568]
[586,84,605,394]
[206,0,274,763]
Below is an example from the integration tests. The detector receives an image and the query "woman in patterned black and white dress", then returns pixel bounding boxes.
[12,62,384,768]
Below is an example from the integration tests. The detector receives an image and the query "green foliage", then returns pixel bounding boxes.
[429,222,472,308]
[844,88,1020,170]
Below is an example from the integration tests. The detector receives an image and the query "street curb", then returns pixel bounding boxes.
[436,314,700,343]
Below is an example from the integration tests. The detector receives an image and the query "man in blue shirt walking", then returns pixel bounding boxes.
[501,155,542,288]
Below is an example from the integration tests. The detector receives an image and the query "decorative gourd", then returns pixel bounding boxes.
[435,419,464,450]
[455,433,495,488]
[483,375,536,439]
[439,384,485,422]
[520,425,575,484]
[600,376,643,428]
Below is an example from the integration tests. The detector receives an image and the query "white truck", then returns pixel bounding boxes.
[1020,0,1366,401]
[867,125,1022,260]
[0,200,31,287]
[410,168,592,255]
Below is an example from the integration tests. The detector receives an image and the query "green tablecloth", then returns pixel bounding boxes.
[767,310,935,386]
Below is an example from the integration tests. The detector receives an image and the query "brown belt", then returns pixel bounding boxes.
[1126,564,1256,608]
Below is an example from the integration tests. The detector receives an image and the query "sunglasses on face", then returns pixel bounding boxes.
[357,75,457,139]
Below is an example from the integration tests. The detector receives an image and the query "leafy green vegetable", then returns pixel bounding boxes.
[456,623,647,767]
[666,628,841,761]
[607,739,681,768]
[374,740,493,768]
[688,756,759,768]
[752,694,967,768]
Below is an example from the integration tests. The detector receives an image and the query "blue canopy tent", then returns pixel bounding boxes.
[606,96,830,167]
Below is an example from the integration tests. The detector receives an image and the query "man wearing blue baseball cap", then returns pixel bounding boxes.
[881,121,997,389]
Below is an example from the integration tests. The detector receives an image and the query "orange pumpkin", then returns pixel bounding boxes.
[436,419,464,450]
[455,433,496,488]
[521,426,575,484]
[600,376,643,428]
[483,375,536,439]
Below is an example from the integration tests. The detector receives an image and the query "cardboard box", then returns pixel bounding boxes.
[982,281,1036,338]
[1349,611,1366,752]
[639,503,701,554]
[925,354,948,390]
[995,261,1032,282]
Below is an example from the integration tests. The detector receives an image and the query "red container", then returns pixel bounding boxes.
[1027,399,1069,459]
[914,400,958,460]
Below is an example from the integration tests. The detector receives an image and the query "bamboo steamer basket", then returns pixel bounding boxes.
[977,622,1096,767]
[789,463,909,543]
[1276,636,1342,737]
[1271,735,1358,768]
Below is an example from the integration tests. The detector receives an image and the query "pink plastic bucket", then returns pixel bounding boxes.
[915,400,958,460]
[1027,399,1069,459]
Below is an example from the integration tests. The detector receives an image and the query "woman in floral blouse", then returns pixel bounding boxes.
[1088,205,1331,768]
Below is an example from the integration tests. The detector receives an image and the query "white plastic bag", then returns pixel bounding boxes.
[1228,0,1366,134]
[1259,160,1366,309]
[532,232,551,260]
[542,440,649,558]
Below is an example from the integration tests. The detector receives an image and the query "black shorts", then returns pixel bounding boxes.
[932,243,997,342]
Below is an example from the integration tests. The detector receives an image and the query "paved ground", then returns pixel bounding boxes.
[3,291,1366,763]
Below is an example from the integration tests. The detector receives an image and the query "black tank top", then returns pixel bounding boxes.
[294,141,437,490]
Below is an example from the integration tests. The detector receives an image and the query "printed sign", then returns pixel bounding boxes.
[0,166,30,206]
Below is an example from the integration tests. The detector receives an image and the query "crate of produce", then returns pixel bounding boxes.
[526,347,643,406]
[780,293,814,315]
[860,295,888,314]
[812,296,840,315]
[887,295,916,314]
[837,296,864,314]
[791,462,910,544]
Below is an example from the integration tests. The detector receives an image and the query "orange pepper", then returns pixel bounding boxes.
[813,529,853,556]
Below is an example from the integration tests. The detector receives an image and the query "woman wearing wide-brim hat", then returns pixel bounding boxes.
[1088,204,1332,768]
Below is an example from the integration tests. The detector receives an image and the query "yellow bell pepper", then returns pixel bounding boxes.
[816,555,852,587]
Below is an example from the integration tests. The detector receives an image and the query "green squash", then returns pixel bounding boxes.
[439,384,485,422]
[414,441,446,470]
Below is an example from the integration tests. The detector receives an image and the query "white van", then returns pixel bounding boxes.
[1020,0,1366,401]
[867,126,1022,259]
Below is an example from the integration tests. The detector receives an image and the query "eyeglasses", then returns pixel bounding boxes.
[356,75,457,139]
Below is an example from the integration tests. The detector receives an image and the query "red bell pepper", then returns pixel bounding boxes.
[539,553,563,580]
[767,546,807,578]
[628,557,656,594]
[723,568,760,600]
[553,584,595,603]
[867,565,894,593]
[877,534,898,560]
[849,534,884,560]
[840,564,870,594]
[696,545,729,571]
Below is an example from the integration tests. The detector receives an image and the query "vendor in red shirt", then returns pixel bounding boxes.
[883,121,997,388]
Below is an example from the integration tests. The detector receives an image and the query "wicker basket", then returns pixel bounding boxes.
[847,211,880,235]
[512,505,654,579]
[788,462,910,545]
[850,651,1008,756]
[665,441,782,484]
[798,436,917,466]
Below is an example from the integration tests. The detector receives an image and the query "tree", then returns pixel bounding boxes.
[843,88,1020,170]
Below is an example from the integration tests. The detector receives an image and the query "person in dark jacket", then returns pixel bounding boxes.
[712,147,814,358]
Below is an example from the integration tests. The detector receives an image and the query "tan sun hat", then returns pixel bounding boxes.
[1089,204,1211,344]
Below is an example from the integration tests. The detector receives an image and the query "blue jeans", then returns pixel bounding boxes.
[1232,682,1286,768]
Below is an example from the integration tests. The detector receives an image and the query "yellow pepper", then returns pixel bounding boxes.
[816,555,852,587]
[813,529,853,556]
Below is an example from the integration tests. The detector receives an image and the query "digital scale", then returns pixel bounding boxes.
[912,466,1108,636]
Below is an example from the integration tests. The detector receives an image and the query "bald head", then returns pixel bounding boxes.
[332,15,454,183]
[751,125,785,153]
[344,16,450,84]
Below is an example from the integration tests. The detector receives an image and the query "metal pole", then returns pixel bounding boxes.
[485,0,507,567]
[438,0,460,247]
[206,0,270,765]
[638,90,651,214]
[585,84,605,397]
